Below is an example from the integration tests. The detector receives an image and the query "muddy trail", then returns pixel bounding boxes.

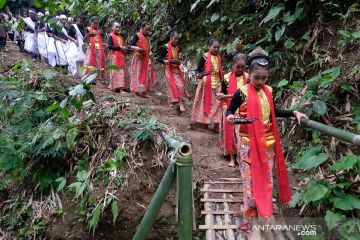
[3,42,246,239]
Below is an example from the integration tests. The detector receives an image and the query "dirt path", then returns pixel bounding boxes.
[3,42,243,240]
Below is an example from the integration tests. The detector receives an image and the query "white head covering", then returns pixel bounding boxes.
[45,11,50,16]
[59,15,67,20]
[37,12,44,17]
[28,9,36,14]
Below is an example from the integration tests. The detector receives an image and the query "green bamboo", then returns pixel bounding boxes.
[176,154,193,240]
[300,118,360,146]
[132,162,176,240]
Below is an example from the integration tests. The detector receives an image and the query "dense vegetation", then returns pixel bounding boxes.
[1,0,360,239]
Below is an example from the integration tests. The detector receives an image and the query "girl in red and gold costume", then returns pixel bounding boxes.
[82,16,105,83]
[191,38,224,130]
[159,31,189,112]
[226,47,307,223]
[107,22,129,94]
[130,21,156,97]
[218,53,248,167]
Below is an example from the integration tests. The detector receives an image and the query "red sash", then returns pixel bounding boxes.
[224,71,247,151]
[247,83,291,217]
[204,51,223,114]
[111,32,125,68]
[167,42,185,98]
[138,31,150,84]
[89,26,105,68]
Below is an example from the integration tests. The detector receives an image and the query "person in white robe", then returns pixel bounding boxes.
[52,15,70,68]
[36,12,48,61]
[68,15,86,76]
[23,9,38,61]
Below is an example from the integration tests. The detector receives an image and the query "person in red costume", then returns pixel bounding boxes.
[129,21,156,97]
[191,38,224,132]
[226,47,307,225]
[158,31,189,112]
[107,22,129,94]
[82,16,105,84]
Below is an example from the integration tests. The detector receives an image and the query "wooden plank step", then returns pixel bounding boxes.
[200,198,243,203]
[201,210,242,215]
[200,188,243,193]
[205,181,243,184]
[199,225,239,230]
[219,178,242,181]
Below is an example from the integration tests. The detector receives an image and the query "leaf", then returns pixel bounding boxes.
[210,13,219,22]
[206,0,218,8]
[89,205,101,235]
[313,100,327,115]
[302,181,331,204]
[325,210,345,230]
[34,0,41,8]
[339,30,351,38]
[69,85,86,96]
[277,79,288,87]
[319,67,341,88]
[82,73,98,84]
[62,107,70,118]
[263,4,285,23]
[55,177,66,192]
[283,7,304,25]
[338,220,360,240]
[351,31,360,39]
[284,40,295,49]
[66,128,78,150]
[190,0,201,12]
[47,104,60,112]
[111,200,119,225]
[289,191,302,208]
[0,0,6,10]
[331,193,360,210]
[330,155,359,171]
[76,170,87,181]
[105,65,120,70]
[42,69,56,79]
[275,24,286,41]
[292,145,328,170]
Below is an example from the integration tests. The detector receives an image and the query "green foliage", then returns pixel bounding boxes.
[104,148,126,171]
[0,0,6,10]
[330,155,359,171]
[292,145,328,170]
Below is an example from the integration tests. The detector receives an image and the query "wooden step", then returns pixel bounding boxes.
[200,198,243,203]
[200,188,243,193]
[199,225,239,230]
[205,181,243,184]
[201,210,242,215]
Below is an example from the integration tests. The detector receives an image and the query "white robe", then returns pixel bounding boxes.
[73,24,85,63]
[23,17,38,54]
[46,24,58,67]
[54,27,70,66]
[37,30,48,58]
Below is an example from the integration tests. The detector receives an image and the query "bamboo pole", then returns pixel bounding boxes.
[132,162,176,240]
[300,118,360,146]
[176,151,193,240]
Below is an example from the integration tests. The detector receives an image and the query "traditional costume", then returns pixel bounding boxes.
[23,14,38,58]
[82,25,105,80]
[52,21,70,67]
[226,84,294,218]
[68,23,86,74]
[191,52,223,124]
[159,42,188,103]
[220,71,248,156]
[130,31,156,93]
[107,32,129,90]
